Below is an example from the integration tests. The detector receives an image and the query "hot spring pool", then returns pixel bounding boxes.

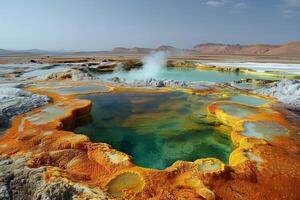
[98,67,275,83]
[74,91,233,169]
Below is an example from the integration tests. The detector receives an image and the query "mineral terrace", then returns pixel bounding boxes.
[0,55,300,200]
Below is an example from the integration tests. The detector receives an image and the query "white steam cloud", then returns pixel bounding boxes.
[140,51,168,79]
[126,51,168,80]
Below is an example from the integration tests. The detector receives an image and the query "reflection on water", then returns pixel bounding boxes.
[74,92,233,169]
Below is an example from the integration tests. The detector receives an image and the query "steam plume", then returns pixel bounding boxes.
[137,51,168,79]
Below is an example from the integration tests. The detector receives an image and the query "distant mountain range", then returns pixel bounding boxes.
[192,41,300,56]
[0,49,51,56]
[112,41,300,56]
[1,41,300,57]
[111,45,178,54]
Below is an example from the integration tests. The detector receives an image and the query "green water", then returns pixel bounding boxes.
[74,92,233,169]
[99,68,275,83]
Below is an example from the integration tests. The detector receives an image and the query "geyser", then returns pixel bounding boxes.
[111,51,168,80]
[99,51,273,82]
[139,51,168,79]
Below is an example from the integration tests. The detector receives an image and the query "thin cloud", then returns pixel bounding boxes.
[283,0,300,7]
[202,0,247,9]
[206,0,227,6]
[282,0,300,18]
[234,2,247,9]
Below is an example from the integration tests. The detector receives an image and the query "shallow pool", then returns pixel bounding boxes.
[217,104,258,117]
[242,121,288,140]
[28,104,68,125]
[226,94,269,106]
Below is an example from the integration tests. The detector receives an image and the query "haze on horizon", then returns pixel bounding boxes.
[0,0,300,51]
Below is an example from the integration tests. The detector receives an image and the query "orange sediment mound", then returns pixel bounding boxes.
[0,83,300,199]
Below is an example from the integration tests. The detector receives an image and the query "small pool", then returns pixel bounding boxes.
[28,104,69,125]
[217,104,258,117]
[242,121,288,141]
[74,92,233,169]
[226,94,269,106]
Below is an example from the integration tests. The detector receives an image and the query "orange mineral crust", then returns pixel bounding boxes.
[0,83,300,200]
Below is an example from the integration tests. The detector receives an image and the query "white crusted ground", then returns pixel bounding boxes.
[0,86,50,131]
[255,79,300,111]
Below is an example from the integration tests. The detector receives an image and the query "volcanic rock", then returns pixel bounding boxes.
[0,156,109,200]
[46,68,96,81]
[122,60,143,71]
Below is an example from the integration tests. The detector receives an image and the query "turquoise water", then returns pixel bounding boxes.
[99,68,275,83]
[74,92,232,169]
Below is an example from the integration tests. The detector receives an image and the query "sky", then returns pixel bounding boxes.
[0,0,300,51]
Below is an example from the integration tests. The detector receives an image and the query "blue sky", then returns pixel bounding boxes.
[0,0,299,50]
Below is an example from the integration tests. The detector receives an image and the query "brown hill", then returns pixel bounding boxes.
[192,41,300,56]
[192,43,280,55]
[111,47,131,53]
[1,41,299,57]
[193,43,242,54]
[112,45,178,54]
[129,47,153,54]
[240,44,279,55]
[265,41,300,56]
[112,47,152,54]
[156,45,177,52]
